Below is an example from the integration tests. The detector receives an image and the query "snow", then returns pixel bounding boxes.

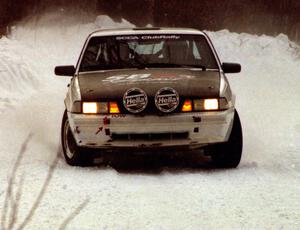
[0,12,299,229]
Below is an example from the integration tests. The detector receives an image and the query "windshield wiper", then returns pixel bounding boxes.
[181,64,207,71]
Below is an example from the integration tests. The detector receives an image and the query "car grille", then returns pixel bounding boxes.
[111,132,189,141]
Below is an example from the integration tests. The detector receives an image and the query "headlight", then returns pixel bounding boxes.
[98,102,109,113]
[194,99,219,111]
[193,99,204,111]
[194,98,219,111]
[82,102,109,114]
[82,102,98,114]
[182,98,229,112]
[82,102,120,114]
[204,99,219,110]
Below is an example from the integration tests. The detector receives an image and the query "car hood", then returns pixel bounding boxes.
[78,68,220,100]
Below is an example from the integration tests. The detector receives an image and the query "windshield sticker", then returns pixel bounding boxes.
[116,35,180,41]
[102,74,195,83]
[116,36,139,40]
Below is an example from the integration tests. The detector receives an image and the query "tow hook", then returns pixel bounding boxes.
[193,116,201,122]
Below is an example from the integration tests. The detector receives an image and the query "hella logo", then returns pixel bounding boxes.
[123,88,148,113]
[155,87,179,113]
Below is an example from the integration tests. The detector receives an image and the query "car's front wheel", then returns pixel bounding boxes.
[211,110,243,168]
[61,110,93,166]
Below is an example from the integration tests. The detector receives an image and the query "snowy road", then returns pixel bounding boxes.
[0,13,299,229]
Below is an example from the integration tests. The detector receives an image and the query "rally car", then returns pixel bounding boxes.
[55,28,243,168]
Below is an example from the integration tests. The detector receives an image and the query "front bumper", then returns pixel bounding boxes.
[67,108,235,149]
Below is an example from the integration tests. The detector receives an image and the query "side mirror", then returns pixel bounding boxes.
[54,65,75,76]
[222,62,241,74]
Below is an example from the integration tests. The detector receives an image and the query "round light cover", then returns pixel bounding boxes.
[155,87,179,113]
[123,88,148,113]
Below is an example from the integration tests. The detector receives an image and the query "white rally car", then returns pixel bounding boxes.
[55,28,243,168]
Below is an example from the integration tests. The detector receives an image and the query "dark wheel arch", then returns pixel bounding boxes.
[211,109,243,168]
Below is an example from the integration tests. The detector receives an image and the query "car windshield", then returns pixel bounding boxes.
[79,34,218,72]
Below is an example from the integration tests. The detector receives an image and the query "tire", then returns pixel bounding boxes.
[61,110,93,166]
[211,109,243,168]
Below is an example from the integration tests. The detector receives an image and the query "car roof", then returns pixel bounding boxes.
[89,27,205,37]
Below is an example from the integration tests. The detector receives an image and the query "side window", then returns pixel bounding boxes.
[80,38,120,71]
[80,44,100,71]
[194,37,218,69]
